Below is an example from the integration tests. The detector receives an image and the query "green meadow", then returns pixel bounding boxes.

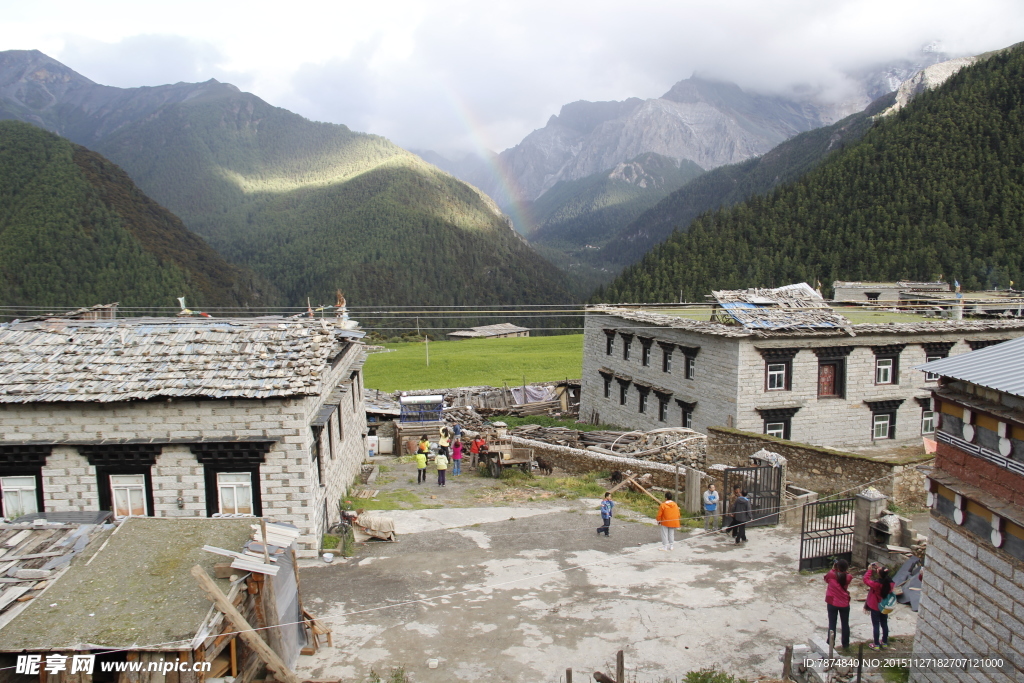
[363,335,584,391]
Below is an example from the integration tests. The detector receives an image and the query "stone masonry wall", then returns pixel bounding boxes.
[511,436,705,490]
[707,427,932,506]
[734,334,1014,450]
[910,516,1024,683]
[151,446,206,517]
[41,447,97,512]
[580,312,740,435]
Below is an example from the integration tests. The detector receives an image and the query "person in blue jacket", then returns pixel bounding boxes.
[597,492,614,536]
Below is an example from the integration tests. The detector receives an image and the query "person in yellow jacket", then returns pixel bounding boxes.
[435,451,448,487]
[415,435,430,485]
[655,492,681,551]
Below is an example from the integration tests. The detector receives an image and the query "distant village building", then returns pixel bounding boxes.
[0,316,368,556]
[447,323,530,340]
[832,280,950,303]
[580,284,1024,450]
[911,338,1024,682]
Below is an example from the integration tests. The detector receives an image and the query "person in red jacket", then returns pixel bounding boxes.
[864,562,894,650]
[824,558,852,650]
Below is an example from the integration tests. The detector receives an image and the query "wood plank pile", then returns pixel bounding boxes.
[442,405,489,430]
[0,522,108,626]
[511,427,707,467]
[505,400,563,417]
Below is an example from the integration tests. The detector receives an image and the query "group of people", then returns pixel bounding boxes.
[701,483,753,543]
[415,424,488,487]
[825,559,896,651]
[595,483,754,548]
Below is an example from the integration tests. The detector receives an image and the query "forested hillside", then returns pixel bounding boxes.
[0,51,573,310]
[594,45,1024,303]
[0,121,273,308]
[598,93,895,267]
[525,153,704,293]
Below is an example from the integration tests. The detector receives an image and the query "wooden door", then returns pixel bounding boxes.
[818,363,836,396]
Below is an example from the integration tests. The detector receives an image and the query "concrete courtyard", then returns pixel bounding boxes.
[296,501,918,683]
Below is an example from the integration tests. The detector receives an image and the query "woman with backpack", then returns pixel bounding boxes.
[864,562,895,650]
[824,559,852,651]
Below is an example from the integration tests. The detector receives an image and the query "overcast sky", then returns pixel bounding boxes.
[5,0,1024,154]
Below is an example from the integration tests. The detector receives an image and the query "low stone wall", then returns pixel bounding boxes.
[706,427,932,507]
[510,437,704,490]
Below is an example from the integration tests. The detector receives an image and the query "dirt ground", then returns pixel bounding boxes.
[295,456,920,683]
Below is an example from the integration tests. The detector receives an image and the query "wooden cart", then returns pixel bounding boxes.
[480,437,534,478]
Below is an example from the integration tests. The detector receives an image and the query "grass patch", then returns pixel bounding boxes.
[363,335,583,391]
[348,488,442,511]
[684,668,747,683]
[321,534,340,550]
[495,415,623,431]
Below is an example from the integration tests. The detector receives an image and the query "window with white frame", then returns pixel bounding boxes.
[683,410,693,429]
[217,472,255,515]
[658,398,668,422]
[110,474,147,519]
[663,349,672,373]
[1,476,38,519]
[606,335,614,355]
[875,358,894,385]
[641,344,651,367]
[873,413,893,440]
[619,382,629,405]
[623,338,632,361]
[638,391,648,414]
[924,356,942,382]
[765,422,786,439]
[767,363,788,390]
[602,375,612,398]
[921,410,936,435]
[685,355,695,379]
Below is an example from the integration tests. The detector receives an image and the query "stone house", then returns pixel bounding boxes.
[832,280,950,303]
[446,323,530,340]
[0,316,368,556]
[580,285,1024,450]
[910,337,1024,682]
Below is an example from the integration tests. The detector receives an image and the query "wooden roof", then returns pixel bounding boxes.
[0,317,364,403]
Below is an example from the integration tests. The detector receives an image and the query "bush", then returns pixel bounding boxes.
[685,668,747,683]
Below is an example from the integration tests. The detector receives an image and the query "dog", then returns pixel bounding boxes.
[593,673,617,683]
[534,457,553,476]
[609,470,623,486]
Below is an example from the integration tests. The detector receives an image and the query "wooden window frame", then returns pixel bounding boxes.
[766,362,790,391]
[817,360,845,398]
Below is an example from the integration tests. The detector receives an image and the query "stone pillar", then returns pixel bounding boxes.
[853,488,888,568]
[684,467,702,514]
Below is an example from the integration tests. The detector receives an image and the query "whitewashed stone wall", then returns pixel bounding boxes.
[0,344,368,557]
[41,447,97,512]
[151,446,205,517]
[580,313,740,433]
[582,312,1023,450]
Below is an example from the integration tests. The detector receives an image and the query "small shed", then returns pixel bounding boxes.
[0,516,313,683]
[446,323,530,340]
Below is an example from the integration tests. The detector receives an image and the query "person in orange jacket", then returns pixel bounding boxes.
[656,492,681,551]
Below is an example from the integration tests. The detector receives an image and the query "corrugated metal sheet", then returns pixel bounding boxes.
[0,318,364,404]
[916,337,1024,397]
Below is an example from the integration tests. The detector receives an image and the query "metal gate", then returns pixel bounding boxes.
[722,465,783,527]
[799,498,856,571]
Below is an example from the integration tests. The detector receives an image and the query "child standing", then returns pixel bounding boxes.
[597,492,614,536]
[435,450,448,487]
[415,434,429,484]
[864,562,894,650]
[451,439,463,475]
